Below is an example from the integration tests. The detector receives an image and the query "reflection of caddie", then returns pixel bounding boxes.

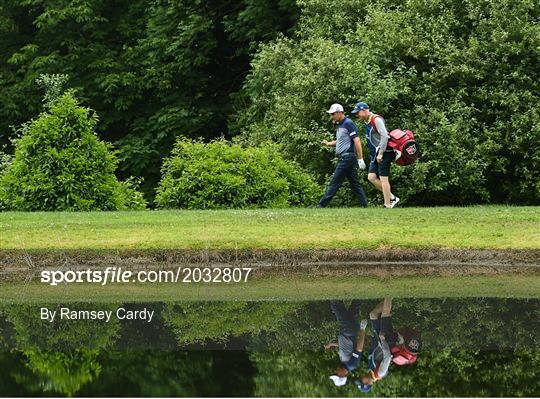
[352,102,400,208]
[356,298,422,393]
[356,298,393,393]
[317,104,368,208]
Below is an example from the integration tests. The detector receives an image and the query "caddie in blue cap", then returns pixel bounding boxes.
[354,298,394,394]
[352,101,400,208]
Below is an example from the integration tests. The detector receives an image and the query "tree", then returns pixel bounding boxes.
[0,0,299,201]
[0,77,146,211]
[3,303,120,396]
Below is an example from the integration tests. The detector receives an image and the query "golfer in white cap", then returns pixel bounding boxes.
[325,300,368,387]
[317,103,368,208]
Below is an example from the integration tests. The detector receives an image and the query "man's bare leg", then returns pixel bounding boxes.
[369,173,395,206]
[369,297,393,320]
[380,176,392,207]
[368,173,383,191]
[381,297,392,317]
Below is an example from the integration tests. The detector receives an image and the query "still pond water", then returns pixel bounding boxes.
[0,298,538,397]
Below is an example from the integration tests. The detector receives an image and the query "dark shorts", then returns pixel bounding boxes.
[371,316,398,346]
[368,151,395,177]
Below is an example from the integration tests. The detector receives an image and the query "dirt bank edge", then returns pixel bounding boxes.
[1,248,539,269]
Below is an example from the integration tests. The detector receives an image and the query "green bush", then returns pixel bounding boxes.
[236,0,540,205]
[0,1,299,201]
[0,151,11,175]
[0,92,146,211]
[162,301,298,345]
[155,139,320,209]
[117,177,148,211]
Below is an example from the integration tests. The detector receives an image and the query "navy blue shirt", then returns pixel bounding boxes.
[342,350,362,371]
[364,122,378,160]
[335,117,359,156]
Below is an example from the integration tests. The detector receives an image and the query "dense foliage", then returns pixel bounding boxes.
[237,0,540,205]
[0,89,146,211]
[155,140,320,209]
[0,0,298,199]
[1,0,538,206]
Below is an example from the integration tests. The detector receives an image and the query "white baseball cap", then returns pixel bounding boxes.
[326,103,344,114]
[329,375,348,386]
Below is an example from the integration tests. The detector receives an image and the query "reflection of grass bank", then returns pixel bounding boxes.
[0,206,539,250]
[1,274,538,302]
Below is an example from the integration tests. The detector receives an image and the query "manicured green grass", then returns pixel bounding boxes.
[0,206,538,250]
[1,274,538,303]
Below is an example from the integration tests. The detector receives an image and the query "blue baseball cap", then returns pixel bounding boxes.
[352,101,369,114]
[355,380,373,393]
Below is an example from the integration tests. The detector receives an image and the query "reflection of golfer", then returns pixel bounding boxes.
[317,104,368,208]
[326,300,368,387]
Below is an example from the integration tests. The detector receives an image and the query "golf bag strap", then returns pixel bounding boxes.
[369,114,381,132]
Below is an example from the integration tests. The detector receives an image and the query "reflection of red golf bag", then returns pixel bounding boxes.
[391,345,417,365]
[391,327,421,366]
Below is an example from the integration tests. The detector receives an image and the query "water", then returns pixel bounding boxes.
[0,298,538,397]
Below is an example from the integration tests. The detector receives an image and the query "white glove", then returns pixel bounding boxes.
[360,319,368,330]
[358,158,366,170]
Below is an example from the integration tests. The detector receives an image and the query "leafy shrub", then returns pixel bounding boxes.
[0,1,300,201]
[155,139,320,209]
[0,92,146,211]
[0,151,11,174]
[117,177,147,211]
[162,301,298,345]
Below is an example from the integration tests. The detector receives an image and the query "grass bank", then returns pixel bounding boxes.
[1,273,538,303]
[0,206,538,251]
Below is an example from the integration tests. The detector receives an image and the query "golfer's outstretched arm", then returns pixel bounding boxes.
[355,319,368,352]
